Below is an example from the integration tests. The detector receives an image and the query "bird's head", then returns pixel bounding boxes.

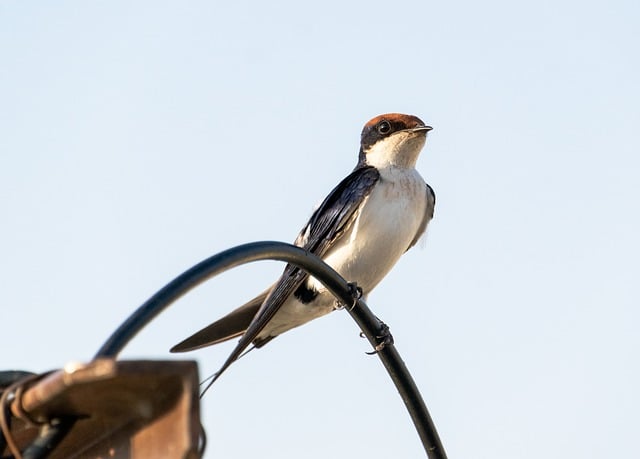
[358,113,432,168]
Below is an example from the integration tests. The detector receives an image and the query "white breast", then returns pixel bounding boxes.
[310,166,428,294]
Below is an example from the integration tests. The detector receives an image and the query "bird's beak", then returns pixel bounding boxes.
[411,125,433,133]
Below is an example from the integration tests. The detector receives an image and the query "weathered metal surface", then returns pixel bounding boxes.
[2,360,200,459]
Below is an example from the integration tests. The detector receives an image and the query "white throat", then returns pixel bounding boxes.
[364,131,427,169]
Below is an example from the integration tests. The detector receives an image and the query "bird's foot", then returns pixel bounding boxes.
[334,282,363,311]
[347,282,363,310]
[365,321,394,355]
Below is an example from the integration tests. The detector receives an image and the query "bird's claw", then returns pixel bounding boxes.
[365,322,394,355]
[347,282,363,310]
[334,282,363,311]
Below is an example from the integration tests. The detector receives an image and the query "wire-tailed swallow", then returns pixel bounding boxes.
[171,113,435,388]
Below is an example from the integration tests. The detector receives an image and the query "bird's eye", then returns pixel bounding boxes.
[377,120,391,135]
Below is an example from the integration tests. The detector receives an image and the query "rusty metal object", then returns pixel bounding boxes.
[1,360,201,459]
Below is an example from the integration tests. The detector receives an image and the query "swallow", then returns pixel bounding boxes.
[171,113,435,389]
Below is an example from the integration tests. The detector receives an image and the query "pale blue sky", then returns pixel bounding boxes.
[1,1,639,458]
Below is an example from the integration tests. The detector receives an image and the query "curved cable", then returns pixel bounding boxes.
[91,240,446,458]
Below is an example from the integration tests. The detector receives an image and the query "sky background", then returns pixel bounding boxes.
[1,1,639,458]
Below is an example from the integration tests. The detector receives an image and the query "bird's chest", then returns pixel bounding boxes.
[320,168,427,291]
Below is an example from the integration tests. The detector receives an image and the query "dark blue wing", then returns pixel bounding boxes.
[208,166,380,385]
[293,165,381,253]
[406,183,436,251]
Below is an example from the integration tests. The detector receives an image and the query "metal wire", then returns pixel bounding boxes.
[0,381,23,459]
[93,241,447,458]
[0,372,40,459]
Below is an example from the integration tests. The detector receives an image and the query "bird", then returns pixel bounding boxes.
[171,113,435,390]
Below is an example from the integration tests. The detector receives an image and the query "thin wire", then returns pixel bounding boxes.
[0,372,58,459]
[0,378,33,459]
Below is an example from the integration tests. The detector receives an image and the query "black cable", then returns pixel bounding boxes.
[94,242,348,359]
[21,417,76,459]
[92,241,447,458]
